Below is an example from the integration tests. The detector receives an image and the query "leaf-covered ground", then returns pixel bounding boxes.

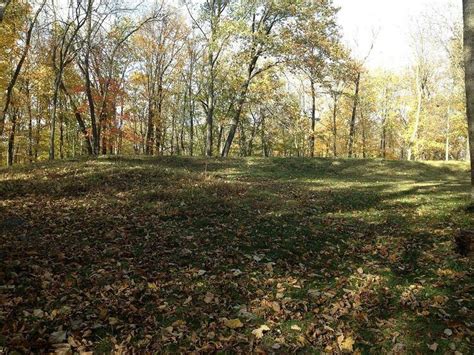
[0,157,473,353]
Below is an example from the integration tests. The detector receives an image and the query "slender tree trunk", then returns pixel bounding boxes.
[206,67,215,156]
[445,106,451,161]
[190,105,194,156]
[118,96,124,155]
[146,99,155,155]
[332,94,338,157]
[381,126,387,159]
[84,0,99,155]
[362,117,367,159]
[381,111,387,159]
[261,113,269,157]
[27,85,33,163]
[348,72,361,158]
[221,54,259,157]
[7,110,17,167]
[309,79,317,158]
[463,0,474,201]
[49,67,63,160]
[408,72,423,161]
[35,108,41,160]
[59,110,64,159]
[60,81,93,155]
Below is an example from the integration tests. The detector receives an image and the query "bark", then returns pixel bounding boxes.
[50,66,64,160]
[205,47,215,156]
[332,94,338,157]
[83,0,99,155]
[261,113,269,157]
[381,126,387,159]
[146,99,155,155]
[445,107,451,161]
[118,96,124,155]
[463,0,474,200]
[7,110,17,167]
[407,69,424,161]
[59,110,64,159]
[27,84,33,163]
[35,108,41,160]
[0,0,12,22]
[309,79,317,158]
[348,72,361,158]
[190,99,195,156]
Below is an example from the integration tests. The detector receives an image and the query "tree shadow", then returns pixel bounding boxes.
[0,157,472,353]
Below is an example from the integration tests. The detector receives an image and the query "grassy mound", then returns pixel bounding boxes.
[0,157,472,353]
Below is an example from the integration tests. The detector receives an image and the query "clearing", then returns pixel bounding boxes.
[0,157,472,353]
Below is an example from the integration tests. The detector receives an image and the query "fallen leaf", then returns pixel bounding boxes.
[33,309,44,318]
[204,292,214,304]
[428,342,438,351]
[148,282,158,291]
[224,318,243,329]
[49,330,67,344]
[338,335,355,352]
[252,324,270,339]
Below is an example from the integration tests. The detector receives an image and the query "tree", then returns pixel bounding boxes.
[463,0,474,201]
[221,0,339,157]
[0,0,46,139]
[48,0,87,159]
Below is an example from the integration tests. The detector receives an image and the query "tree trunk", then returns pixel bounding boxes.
[205,71,215,156]
[221,54,259,157]
[332,94,338,157]
[348,72,361,158]
[59,111,64,159]
[463,0,474,201]
[60,80,93,155]
[309,79,317,158]
[27,85,33,163]
[445,106,451,161]
[49,67,63,160]
[407,71,423,161]
[146,99,155,155]
[84,0,99,155]
[7,110,17,167]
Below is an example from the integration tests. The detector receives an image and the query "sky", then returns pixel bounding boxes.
[334,0,462,71]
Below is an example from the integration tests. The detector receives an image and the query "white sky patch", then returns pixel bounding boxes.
[334,0,462,71]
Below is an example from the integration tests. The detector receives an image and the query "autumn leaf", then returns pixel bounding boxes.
[337,335,355,353]
[252,324,270,339]
[204,292,214,304]
[224,318,243,329]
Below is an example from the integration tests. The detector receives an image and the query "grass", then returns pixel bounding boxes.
[0,156,472,353]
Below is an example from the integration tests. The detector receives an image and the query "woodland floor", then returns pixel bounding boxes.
[0,157,473,354]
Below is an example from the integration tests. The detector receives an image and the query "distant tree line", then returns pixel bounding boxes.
[0,0,470,166]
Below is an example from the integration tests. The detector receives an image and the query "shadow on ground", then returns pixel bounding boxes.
[0,157,472,353]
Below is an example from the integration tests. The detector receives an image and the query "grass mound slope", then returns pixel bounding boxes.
[1,157,472,353]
